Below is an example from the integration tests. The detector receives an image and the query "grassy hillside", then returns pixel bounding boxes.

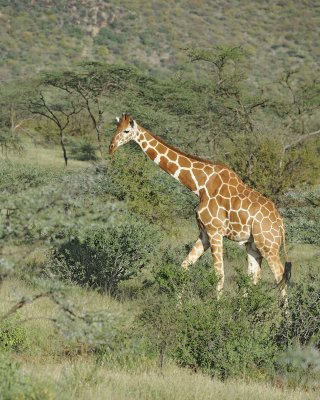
[1,278,318,400]
[1,280,318,400]
[1,0,319,81]
[0,142,319,398]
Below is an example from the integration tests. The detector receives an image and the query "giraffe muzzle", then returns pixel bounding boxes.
[109,143,116,155]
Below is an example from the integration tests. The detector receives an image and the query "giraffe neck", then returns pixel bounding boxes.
[133,125,213,195]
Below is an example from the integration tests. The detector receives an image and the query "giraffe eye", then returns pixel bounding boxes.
[124,130,130,134]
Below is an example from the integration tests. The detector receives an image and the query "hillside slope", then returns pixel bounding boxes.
[1,0,319,81]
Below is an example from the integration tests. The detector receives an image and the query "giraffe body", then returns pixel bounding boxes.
[110,114,291,300]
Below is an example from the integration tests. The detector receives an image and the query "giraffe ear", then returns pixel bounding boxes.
[115,117,120,123]
[129,118,134,128]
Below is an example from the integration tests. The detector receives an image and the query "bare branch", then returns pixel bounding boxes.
[283,129,320,152]
[0,292,53,322]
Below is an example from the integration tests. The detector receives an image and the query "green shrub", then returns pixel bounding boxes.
[140,265,281,379]
[0,316,28,352]
[107,149,197,221]
[277,346,320,391]
[281,188,320,245]
[50,216,161,295]
[226,136,320,202]
[0,160,59,194]
[69,140,98,161]
[223,239,246,262]
[278,265,320,348]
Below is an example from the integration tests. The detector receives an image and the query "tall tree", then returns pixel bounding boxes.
[30,85,82,167]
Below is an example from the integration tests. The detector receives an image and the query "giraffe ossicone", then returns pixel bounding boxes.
[109,113,292,302]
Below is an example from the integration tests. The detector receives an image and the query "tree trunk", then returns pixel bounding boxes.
[60,131,68,167]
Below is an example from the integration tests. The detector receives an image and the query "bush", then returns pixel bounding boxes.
[0,316,28,352]
[50,216,161,295]
[69,140,98,161]
[107,149,197,221]
[139,259,320,383]
[0,160,59,194]
[277,265,320,348]
[139,264,281,379]
[281,187,320,245]
[226,136,320,202]
[277,346,320,391]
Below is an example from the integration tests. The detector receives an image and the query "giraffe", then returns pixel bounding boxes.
[109,113,292,302]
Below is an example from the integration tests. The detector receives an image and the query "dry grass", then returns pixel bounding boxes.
[0,139,90,170]
[17,358,318,400]
[1,274,319,400]
[0,278,129,357]
[0,278,127,322]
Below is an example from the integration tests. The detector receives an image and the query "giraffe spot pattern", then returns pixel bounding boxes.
[111,119,288,294]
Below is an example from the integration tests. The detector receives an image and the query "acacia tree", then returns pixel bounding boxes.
[30,85,82,167]
[61,69,106,159]
[186,46,268,135]
[39,64,126,160]
[0,81,35,155]
[183,47,320,200]
[274,70,320,154]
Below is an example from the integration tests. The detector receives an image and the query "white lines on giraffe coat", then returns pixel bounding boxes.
[109,113,291,302]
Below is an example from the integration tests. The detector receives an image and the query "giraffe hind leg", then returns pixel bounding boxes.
[264,252,288,306]
[245,242,262,285]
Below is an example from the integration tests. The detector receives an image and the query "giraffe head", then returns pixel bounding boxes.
[109,113,138,155]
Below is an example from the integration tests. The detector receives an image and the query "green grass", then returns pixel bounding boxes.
[0,139,91,170]
[0,142,319,398]
[18,358,319,400]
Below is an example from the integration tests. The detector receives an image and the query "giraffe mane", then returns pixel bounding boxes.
[149,131,227,167]
[119,113,227,167]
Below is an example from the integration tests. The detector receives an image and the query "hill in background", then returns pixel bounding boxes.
[1,0,320,82]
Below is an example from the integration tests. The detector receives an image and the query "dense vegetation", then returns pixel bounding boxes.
[0,1,319,399]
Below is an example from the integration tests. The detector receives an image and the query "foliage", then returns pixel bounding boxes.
[0,162,115,249]
[0,316,27,352]
[226,135,320,200]
[140,264,282,379]
[281,188,320,245]
[140,259,320,382]
[69,140,98,161]
[50,216,161,294]
[277,345,320,391]
[278,265,320,348]
[107,149,197,221]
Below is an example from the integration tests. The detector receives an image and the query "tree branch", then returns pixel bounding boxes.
[0,292,53,322]
[283,129,320,152]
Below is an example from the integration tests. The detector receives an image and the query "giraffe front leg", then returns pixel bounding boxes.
[181,230,210,270]
[208,232,224,298]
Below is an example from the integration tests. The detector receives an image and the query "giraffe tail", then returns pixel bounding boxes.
[281,226,292,284]
[283,261,292,283]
